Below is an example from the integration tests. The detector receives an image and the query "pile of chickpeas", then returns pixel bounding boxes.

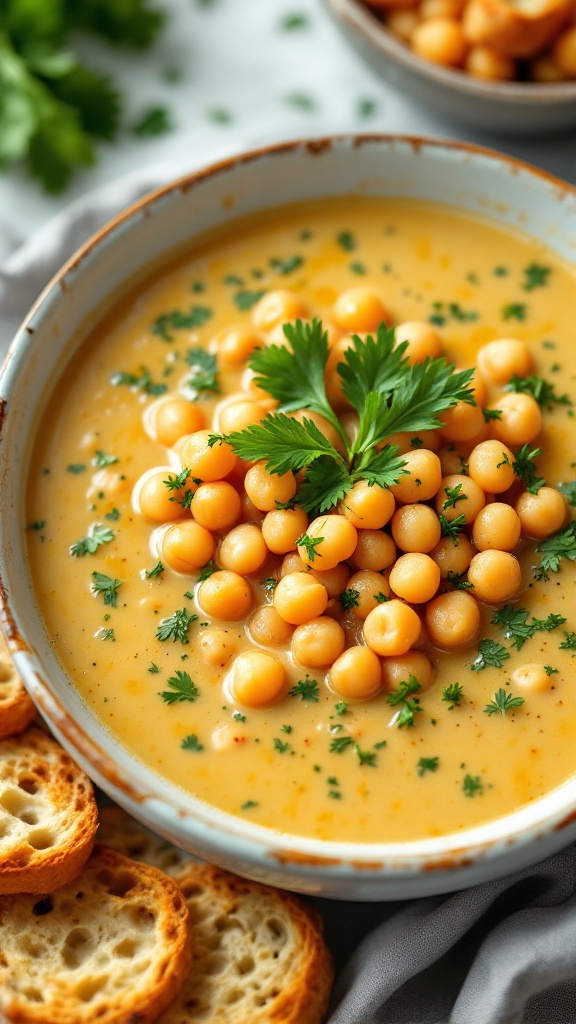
[365,0,576,82]
[134,285,567,711]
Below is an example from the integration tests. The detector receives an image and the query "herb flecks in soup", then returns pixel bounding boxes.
[27,200,576,843]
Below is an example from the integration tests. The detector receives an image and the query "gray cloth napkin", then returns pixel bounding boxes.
[2,165,576,1024]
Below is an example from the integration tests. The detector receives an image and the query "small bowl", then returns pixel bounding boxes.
[325,0,576,135]
[2,135,576,901]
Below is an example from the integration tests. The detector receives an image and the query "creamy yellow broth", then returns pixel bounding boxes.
[26,199,576,843]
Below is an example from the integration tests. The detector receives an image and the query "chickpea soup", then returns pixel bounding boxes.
[26,198,576,844]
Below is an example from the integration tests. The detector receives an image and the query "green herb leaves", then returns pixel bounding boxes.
[70,523,114,557]
[91,572,123,607]
[156,608,197,644]
[535,522,576,577]
[211,318,474,514]
[159,671,199,705]
[471,639,510,672]
[484,688,525,717]
[387,675,422,728]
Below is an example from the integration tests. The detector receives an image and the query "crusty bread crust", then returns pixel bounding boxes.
[0,633,36,740]
[462,0,573,56]
[0,726,98,894]
[0,845,192,1024]
[97,805,193,877]
[159,862,334,1024]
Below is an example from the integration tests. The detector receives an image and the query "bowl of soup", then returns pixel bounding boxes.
[1,135,576,901]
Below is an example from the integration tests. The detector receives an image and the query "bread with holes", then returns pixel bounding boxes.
[0,631,36,740]
[0,726,98,894]
[96,805,193,877]
[462,0,572,56]
[158,861,334,1024]
[0,844,192,1024]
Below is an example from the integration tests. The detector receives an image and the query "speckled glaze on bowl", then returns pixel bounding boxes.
[2,136,576,901]
[325,0,576,135]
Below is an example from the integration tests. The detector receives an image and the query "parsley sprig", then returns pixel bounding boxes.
[156,608,197,644]
[484,688,525,717]
[386,675,422,728]
[70,523,114,557]
[159,671,199,705]
[535,522,576,578]
[209,319,474,513]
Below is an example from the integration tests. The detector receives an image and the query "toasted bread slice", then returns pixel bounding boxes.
[0,844,192,1024]
[97,805,193,876]
[462,0,572,56]
[0,726,98,894]
[0,632,36,740]
[158,862,334,1024]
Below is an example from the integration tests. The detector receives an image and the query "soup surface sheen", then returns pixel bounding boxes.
[27,198,576,844]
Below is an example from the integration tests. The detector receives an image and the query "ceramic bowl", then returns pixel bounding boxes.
[325,0,576,135]
[2,135,576,901]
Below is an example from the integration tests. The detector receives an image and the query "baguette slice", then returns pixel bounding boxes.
[0,726,98,894]
[0,632,36,740]
[159,862,334,1024]
[0,844,192,1024]
[97,805,193,877]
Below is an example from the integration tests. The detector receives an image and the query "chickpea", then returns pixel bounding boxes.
[212,326,262,367]
[298,515,358,570]
[439,400,485,443]
[198,570,253,621]
[472,503,521,552]
[248,605,294,647]
[468,439,515,493]
[411,17,468,66]
[211,724,247,752]
[180,431,236,482]
[198,628,237,667]
[511,664,554,693]
[476,339,534,385]
[281,551,308,576]
[435,474,485,524]
[553,27,576,77]
[161,520,216,573]
[490,393,542,447]
[252,290,308,332]
[309,562,351,599]
[136,470,190,523]
[420,0,465,15]
[516,487,566,539]
[467,550,522,604]
[394,321,443,364]
[244,462,297,513]
[239,493,264,525]
[219,523,268,575]
[292,617,346,668]
[386,8,419,39]
[352,529,397,571]
[329,646,382,700]
[274,572,328,624]
[338,480,396,529]
[438,445,469,477]
[430,534,475,577]
[381,651,434,694]
[391,504,441,553]
[333,288,390,333]
[217,399,266,434]
[262,507,308,554]
[231,651,286,708]
[191,481,242,532]
[363,599,421,657]
[391,449,442,504]
[465,45,516,78]
[389,553,441,604]
[150,396,206,447]
[346,570,391,619]
[426,591,480,649]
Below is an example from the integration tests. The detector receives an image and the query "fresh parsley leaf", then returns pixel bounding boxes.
[270,255,303,275]
[462,774,483,797]
[442,483,466,509]
[559,481,576,506]
[197,560,216,582]
[67,463,86,474]
[536,522,576,575]
[483,408,502,422]
[145,560,164,579]
[417,756,439,776]
[330,735,354,754]
[296,532,324,562]
[273,738,289,754]
[131,105,172,137]
[232,289,266,311]
[334,701,349,715]
[506,375,571,410]
[374,590,389,603]
[471,639,510,672]
[185,348,220,397]
[148,662,160,674]
[484,688,525,716]
[502,303,527,322]
[560,631,576,650]
[110,366,168,396]
[531,613,566,632]
[544,665,558,675]
[339,588,360,611]
[355,745,376,767]
[181,734,204,752]
[491,606,534,650]
[91,572,123,607]
[512,445,544,494]
[288,677,320,702]
[439,513,467,541]
[93,450,118,467]
[95,627,115,641]
[386,674,422,728]
[522,263,551,291]
[337,231,356,252]
[262,577,278,592]
[442,683,463,708]
[152,307,212,341]
[159,670,199,705]
[70,523,115,557]
[213,413,341,478]
[446,571,472,591]
[156,608,197,644]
